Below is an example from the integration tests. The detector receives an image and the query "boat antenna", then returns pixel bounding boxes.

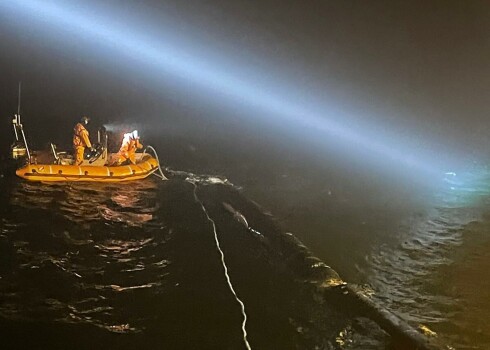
[17,81,22,116]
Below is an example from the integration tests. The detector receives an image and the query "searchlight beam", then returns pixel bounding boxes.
[0,0,442,176]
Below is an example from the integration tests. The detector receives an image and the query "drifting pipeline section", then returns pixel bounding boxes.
[189,180,446,350]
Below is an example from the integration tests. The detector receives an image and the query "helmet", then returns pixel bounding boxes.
[132,130,139,139]
[80,116,90,124]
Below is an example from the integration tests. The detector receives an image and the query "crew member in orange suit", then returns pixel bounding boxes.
[116,130,143,165]
[73,116,93,165]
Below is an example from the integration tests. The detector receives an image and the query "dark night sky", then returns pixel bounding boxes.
[0,0,489,170]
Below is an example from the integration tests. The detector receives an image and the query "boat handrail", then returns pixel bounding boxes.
[50,143,60,162]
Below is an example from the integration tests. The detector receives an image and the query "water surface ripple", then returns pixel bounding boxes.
[0,175,390,349]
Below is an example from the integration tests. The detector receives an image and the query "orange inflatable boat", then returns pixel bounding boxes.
[15,154,160,182]
[10,114,165,183]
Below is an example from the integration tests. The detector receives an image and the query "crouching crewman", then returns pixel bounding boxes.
[115,130,143,165]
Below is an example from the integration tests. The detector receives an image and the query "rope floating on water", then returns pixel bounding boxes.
[148,145,250,348]
[191,182,252,350]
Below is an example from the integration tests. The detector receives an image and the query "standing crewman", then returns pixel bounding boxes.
[73,116,93,165]
[116,130,143,165]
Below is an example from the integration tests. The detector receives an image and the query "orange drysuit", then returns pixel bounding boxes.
[73,123,92,165]
[117,137,142,165]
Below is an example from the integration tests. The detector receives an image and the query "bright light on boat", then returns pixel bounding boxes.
[0,0,448,180]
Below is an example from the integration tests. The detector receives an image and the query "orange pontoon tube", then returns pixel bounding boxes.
[16,154,160,182]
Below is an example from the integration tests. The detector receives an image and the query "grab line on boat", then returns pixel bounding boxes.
[191,182,252,350]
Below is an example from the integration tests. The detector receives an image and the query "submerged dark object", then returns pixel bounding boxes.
[214,183,445,350]
[222,202,262,236]
[325,284,442,350]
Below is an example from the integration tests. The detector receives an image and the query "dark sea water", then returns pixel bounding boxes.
[1,139,489,349]
[236,161,490,350]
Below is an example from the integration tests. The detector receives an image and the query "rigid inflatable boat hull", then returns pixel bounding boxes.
[15,157,159,182]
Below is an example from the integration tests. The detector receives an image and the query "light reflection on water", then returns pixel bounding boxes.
[2,164,490,348]
[365,167,490,349]
[234,159,490,349]
[1,180,171,334]
[0,175,392,349]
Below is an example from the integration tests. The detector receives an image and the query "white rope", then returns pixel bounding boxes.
[143,145,167,180]
[191,183,252,350]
